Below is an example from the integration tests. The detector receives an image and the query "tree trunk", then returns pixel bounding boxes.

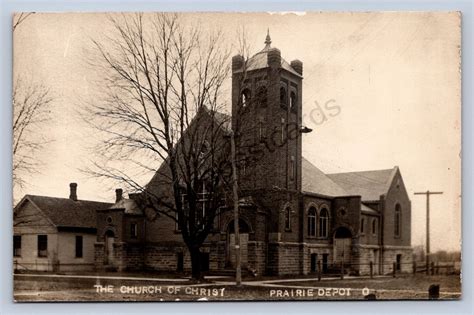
[190,246,202,280]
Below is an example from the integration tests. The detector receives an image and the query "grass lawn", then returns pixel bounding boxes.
[13,273,461,302]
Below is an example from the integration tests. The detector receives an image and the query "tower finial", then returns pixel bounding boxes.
[264,28,271,47]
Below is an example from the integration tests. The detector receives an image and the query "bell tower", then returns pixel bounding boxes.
[231,31,304,193]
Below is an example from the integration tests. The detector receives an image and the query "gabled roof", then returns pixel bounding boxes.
[20,195,112,229]
[327,167,398,201]
[301,157,349,197]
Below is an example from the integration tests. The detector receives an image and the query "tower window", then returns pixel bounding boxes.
[280,87,287,108]
[281,118,286,143]
[360,218,365,234]
[372,219,377,235]
[290,156,295,181]
[256,86,267,107]
[290,91,297,112]
[241,89,251,107]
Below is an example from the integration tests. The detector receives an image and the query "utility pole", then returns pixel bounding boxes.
[414,190,443,275]
[229,130,241,286]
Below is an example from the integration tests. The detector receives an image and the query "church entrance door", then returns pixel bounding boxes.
[333,227,352,267]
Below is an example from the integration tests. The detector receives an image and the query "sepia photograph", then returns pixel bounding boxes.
[12,11,461,302]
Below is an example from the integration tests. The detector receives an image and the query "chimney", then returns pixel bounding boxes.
[69,183,78,201]
[115,188,123,203]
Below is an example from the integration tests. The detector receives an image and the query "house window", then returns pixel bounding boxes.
[285,207,291,231]
[372,219,377,235]
[360,218,365,234]
[395,204,401,237]
[75,235,83,258]
[130,223,138,239]
[13,235,21,257]
[37,235,48,257]
[318,208,329,238]
[307,207,316,237]
[290,156,295,181]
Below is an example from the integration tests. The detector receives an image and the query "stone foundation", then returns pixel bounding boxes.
[381,246,413,274]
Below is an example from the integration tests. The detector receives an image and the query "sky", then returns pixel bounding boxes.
[13,12,461,252]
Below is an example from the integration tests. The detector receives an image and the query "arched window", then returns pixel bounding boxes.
[372,218,377,235]
[285,207,291,231]
[318,208,329,238]
[290,91,297,111]
[256,86,267,107]
[395,204,401,237]
[241,89,251,107]
[360,218,365,234]
[307,207,316,237]
[280,86,287,107]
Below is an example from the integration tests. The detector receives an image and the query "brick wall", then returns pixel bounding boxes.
[383,169,411,247]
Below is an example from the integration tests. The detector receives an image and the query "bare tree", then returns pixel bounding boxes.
[12,76,52,189]
[13,12,35,31]
[12,12,53,192]
[85,13,236,279]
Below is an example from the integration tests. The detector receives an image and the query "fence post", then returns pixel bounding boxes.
[317,260,321,281]
[392,262,396,278]
[370,261,373,279]
[340,262,344,280]
[430,261,435,276]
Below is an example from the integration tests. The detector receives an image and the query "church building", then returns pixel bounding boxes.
[93,33,413,276]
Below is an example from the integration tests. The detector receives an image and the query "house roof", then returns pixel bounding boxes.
[22,195,112,229]
[326,167,398,201]
[301,157,349,197]
[109,198,143,215]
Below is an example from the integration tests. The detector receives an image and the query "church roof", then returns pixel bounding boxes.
[235,31,302,77]
[18,195,112,229]
[245,50,302,77]
[301,157,349,197]
[327,167,398,201]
